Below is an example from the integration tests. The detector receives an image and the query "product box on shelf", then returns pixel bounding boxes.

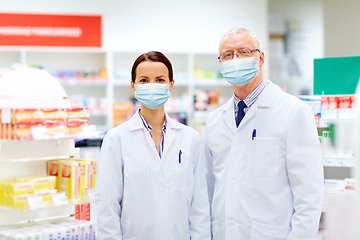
[0,175,59,210]
[0,107,92,140]
[47,158,96,202]
[59,160,85,201]
[48,67,108,85]
[1,181,34,209]
[84,160,97,190]
[15,175,56,191]
[0,219,97,240]
[113,101,136,127]
[47,159,66,191]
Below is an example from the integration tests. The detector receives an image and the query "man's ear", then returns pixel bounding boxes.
[258,51,265,68]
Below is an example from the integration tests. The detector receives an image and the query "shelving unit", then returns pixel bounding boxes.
[0,139,75,227]
[0,48,233,132]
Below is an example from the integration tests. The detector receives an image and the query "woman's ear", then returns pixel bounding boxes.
[131,81,135,93]
[169,80,175,93]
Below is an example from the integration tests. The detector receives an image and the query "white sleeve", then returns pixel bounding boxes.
[96,132,124,240]
[203,123,215,218]
[286,103,324,240]
[188,134,212,240]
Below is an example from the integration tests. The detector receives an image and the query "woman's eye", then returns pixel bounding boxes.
[139,79,148,83]
[157,79,165,82]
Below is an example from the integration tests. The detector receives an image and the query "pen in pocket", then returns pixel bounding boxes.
[252,129,256,140]
[179,150,182,163]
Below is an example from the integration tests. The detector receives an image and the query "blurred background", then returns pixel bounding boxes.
[0,0,360,239]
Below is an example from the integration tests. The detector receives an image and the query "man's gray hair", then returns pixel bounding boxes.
[219,27,261,53]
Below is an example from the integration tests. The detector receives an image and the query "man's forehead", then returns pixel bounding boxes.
[221,33,254,50]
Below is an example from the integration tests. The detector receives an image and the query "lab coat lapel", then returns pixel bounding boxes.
[162,115,182,158]
[163,127,175,159]
[238,103,258,127]
[222,97,237,133]
[238,81,275,128]
[129,112,161,160]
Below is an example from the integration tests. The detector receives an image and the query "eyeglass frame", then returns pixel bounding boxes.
[218,49,260,61]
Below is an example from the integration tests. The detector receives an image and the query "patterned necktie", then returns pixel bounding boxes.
[236,101,247,127]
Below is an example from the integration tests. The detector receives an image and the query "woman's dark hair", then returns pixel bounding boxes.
[131,51,173,83]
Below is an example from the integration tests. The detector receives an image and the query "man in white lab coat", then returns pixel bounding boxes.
[204,27,324,240]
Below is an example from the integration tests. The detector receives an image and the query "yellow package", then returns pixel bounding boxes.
[16,175,56,191]
[48,159,67,192]
[60,160,85,201]
[83,159,97,190]
[7,194,33,210]
[34,189,57,208]
[74,159,89,200]
[5,181,33,196]
[0,182,4,206]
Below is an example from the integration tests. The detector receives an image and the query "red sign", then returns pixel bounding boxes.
[0,13,101,47]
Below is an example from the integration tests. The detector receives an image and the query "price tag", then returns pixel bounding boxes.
[323,157,334,167]
[87,189,102,202]
[1,109,11,124]
[27,196,45,210]
[81,125,96,134]
[52,192,69,207]
[30,126,50,140]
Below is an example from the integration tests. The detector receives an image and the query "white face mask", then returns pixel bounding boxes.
[220,57,259,86]
[134,83,170,109]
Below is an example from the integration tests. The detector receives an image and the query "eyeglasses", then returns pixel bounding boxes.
[218,49,260,61]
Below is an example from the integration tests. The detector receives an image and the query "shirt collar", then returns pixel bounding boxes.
[234,79,269,111]
[138,110,167,132]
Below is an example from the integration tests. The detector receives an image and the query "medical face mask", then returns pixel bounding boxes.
[220,57,259,86]
[134,83,170,109]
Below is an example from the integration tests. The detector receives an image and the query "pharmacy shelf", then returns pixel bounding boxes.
[0,205,74,227]
[60,81,108,86]
[0,139,74,163]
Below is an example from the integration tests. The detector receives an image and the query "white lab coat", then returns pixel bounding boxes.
[96,112,211,240]
[204,81,324,240]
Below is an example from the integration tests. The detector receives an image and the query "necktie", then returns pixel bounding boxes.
[236,101,247,127]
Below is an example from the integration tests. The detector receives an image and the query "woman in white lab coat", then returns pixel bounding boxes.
[96,51,211,240]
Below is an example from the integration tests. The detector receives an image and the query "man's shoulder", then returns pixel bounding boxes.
[269,82,306,108]
[206,98,232,126]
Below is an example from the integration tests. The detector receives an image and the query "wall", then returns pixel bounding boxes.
[0,0,269,70]
[323,0,360,57]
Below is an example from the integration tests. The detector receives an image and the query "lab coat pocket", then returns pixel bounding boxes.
[176,154,193,191]
[247,137,280,177]
[251,221,291,240]
[123,237,137,240]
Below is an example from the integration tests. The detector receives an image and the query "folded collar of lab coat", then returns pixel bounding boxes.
[128,111,183,131]
[218,80,276,113]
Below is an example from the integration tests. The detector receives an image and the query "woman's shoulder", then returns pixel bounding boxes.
[167,117,199,138]
[105,120,132,138]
